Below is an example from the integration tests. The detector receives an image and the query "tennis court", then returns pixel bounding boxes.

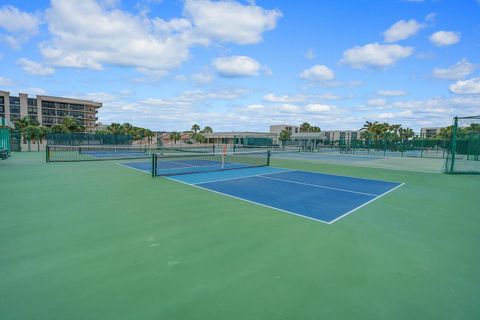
[2,151,480,320]
[122,158,402,223]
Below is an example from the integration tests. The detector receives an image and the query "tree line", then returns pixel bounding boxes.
[168,124,213,145]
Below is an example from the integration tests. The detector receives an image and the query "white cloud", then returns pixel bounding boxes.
[299,65,335,81]
[0,5,40,34]
[212,56,260,78]
[246,104,264,110]
[263,93,307,103]
[432,58,476,80]
[430,31,460,47]
[0,76,15,86]
[190,72,214,84]
[41,0,196,70]
[305,104,333,112]
[340,43,413,69]
[305,49,316,60]
[0,5,41,47]
[384,19,423,42]
[377,90,407,96]
[184,0,282,45]
[367,98,387,106]
[276,104,301,112]
[17,58,55,76]
[449,78,480,95]
[40,0,279,73]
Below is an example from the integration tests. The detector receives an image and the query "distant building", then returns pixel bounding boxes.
[0,90,102,132]
[323,130,360,143]
[203,131,278,145]
[269,125,299,135]
[420,127,442,138]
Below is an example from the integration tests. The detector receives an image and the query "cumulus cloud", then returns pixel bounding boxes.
[449,78,480,95]
[0,5,41,47]
[299,65,335,81]
[384,19,424,42]
[340,43,413,69]
[377,90,407,96]
[184,0,282,44]
[40,0,280,73]
[432,58,476,80]
[430,31,460,47]
[17,58,55,76]
[212,56,260,78]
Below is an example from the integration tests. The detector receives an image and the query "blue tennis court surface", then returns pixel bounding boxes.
[121,161,403,224]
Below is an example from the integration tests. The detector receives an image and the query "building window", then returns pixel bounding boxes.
[57,102,68,109]
[0,96,4,104]
[9,96,20,105]
[10,105,20,114]
[42,108,56,116]
[27,98,37,106]
[70,111,84,119]
[0,105,4,113]
[10,114,21,121]
[42,117,54,124]
[70,103,85,111]
[29,115,37,122]
[28,107,38,114]
[42,101,56,108]
[57,110,68,117]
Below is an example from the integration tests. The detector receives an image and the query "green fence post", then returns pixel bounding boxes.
[449,117,458,173]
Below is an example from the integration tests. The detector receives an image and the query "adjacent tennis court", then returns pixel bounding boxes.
[122,155,403,223]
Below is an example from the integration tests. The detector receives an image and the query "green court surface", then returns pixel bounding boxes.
[1,152,479,320]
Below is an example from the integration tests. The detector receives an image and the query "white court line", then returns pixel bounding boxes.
[271,167,403,185]
[256,175,380,197]
[327,182,405,224]
[165,176,330,224]
[186,168,289,185]
[116,162,150,174]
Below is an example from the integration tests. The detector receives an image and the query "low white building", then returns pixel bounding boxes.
[269,125,299,135]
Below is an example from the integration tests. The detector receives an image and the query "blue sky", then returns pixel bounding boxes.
[0,0,479,132]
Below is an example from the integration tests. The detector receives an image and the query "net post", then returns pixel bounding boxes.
[267,150,271,166]
[46,145,50,163]
[212,145,215,153]
[151,153,157,177]
[449,116,458,173]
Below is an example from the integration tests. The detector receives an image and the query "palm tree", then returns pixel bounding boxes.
[108,123,123,135]
[310,126,321,132]
[300,122,311,133]
[201,126,213,133]
[279,129,291,146]
[169,131,181,145]
[62,116,84,133]
[191,124,201,133]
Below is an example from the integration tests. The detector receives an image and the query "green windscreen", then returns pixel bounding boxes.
[444,115,480,174]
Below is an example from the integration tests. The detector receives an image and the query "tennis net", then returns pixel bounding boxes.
[152,150,270,177]
[156,145,215,153]
[46,145,151,162]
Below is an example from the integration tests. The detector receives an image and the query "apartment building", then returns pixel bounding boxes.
[420,127,442,138]
[0,91,102,132]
